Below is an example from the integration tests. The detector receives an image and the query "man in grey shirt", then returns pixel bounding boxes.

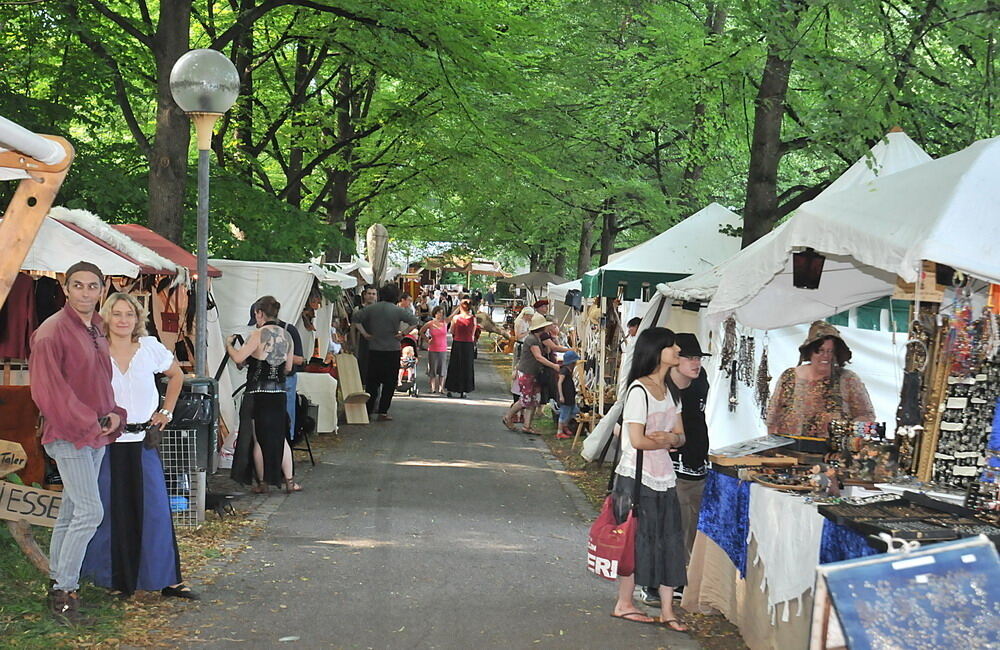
[353,284,419,420]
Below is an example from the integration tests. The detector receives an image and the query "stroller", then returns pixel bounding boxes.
[396,335,419,397]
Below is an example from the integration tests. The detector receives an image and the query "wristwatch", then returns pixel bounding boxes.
[157,408,173,420]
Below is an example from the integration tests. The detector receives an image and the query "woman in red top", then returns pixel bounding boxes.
[445,299,477,398]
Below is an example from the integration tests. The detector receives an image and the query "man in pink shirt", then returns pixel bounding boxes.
[29,261,125,624]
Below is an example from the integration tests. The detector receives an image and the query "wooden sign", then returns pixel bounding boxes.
[0,482,61,527]
[893,260,944,302]
[0,440,27,478]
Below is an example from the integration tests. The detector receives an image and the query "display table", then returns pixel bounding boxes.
[295,372,339,433]
[683,470,877,650]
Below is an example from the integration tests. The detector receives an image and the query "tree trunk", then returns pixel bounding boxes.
[553,250,566,278]
[287,39,310,208]
[147,0,192,244]
[529,250,541,272]
[576,210,596,277]
[324,65,357,261]
[230,0,255,175]
[741,1,806,248]
[599,202,617,265]
[680,5,727,212]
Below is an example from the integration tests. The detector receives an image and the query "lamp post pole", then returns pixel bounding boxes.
[169,50,239,377]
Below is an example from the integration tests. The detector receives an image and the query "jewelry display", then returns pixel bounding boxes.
[755,340,771,420]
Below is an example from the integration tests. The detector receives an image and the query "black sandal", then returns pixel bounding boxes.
[161,584,199,600]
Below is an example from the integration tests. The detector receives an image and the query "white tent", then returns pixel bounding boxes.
[545,278,581,304]
[707,135,1000,330]
[581,202,742,298]
[661,130,934,307]
[12,216,147,278]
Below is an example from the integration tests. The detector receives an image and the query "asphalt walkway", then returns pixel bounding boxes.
[174,352,699,649]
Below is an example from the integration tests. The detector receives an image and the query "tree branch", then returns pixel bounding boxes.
[85,0,153,48]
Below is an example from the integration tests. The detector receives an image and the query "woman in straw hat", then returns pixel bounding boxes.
[766,321,874,448]
[502,314,560,435]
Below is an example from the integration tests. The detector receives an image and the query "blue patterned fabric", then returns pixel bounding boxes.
[819,519,878,564]
[989,396,1000,451]
[697,470,751,577]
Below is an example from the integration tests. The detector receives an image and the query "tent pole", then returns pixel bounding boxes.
[599,296,606,416]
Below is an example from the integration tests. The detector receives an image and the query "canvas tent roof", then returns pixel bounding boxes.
[112,224,222,278]
[546,279,582,304]
[660,130,933,305]
[581,202,742,299]
[706,135,1000,329]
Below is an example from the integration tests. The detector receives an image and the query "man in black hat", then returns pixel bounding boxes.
[639,331,711,607]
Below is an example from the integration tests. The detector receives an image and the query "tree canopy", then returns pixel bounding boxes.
[1,0,994,268]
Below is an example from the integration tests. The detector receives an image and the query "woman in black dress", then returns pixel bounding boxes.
[226,296,301,493]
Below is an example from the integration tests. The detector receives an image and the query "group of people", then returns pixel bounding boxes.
[30,262,197,625]
[347,283,485,420]
[601,319,873,630]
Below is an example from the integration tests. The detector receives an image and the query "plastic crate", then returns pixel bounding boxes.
[159,428,205,527]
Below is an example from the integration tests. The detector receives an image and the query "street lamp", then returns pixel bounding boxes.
[169,49,239,376]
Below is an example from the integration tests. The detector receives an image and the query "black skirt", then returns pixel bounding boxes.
[445,341,476,393]
[612,475,687,589]
[231,392,289,487]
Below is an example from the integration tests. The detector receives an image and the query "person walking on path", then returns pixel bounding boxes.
[445,299,478,398]
[352,286,377,384]
[610,327,688,631]
[555,350,581,439]
[81,292,196,600]
[352,284,419,419]
[502,314,559,435]
[418,306,449,394]
[29,261,126,625]
[227,296,301,493]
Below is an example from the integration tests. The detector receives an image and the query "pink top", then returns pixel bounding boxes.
[427,323,448,352]
[29,304,126,448]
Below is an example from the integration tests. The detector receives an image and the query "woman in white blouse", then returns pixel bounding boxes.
[81,293,196,599]
[610,327,687,631]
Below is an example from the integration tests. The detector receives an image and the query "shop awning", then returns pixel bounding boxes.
[112,224,222,278]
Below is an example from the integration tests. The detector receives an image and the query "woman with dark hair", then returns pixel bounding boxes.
[766,321,874,446]
[419,306,449,394]
[81,293,196,600]
[226,296,301,493]
[445,299,477,398]
[610,327,688,631]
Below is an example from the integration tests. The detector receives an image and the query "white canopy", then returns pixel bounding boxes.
[582,202,742,298]
[661,130,933,306]
[10,216,144,277]
[707,135,1000,329]
[546,278,581,304]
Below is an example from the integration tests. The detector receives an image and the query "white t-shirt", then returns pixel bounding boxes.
[111,336,174,442]
[616,380,682,491]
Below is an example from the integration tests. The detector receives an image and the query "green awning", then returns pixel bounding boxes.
[581,269,689,300]
[826,297,910,332]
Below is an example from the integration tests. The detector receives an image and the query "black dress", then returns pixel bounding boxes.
[232,352,288,487]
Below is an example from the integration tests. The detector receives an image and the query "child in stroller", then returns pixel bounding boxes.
[397,335,419,397]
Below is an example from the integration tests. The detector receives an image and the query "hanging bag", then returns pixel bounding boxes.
[587,385,647,581]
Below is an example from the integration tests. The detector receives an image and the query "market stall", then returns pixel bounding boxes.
[209,259,357,456]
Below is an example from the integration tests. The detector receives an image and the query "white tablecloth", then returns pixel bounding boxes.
[296,373,339,433]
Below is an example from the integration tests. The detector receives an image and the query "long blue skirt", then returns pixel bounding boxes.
[81,442,182,594]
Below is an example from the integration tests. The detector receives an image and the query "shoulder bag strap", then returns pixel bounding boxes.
[607,384,649,496]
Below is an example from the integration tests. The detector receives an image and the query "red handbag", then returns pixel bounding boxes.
[587,494,638,580]
[587,385,646,581]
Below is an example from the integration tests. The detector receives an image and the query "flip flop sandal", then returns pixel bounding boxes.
[501,416,516,431]
[521,428,542,435]
[610,611,657,625]
[659,618,689,632]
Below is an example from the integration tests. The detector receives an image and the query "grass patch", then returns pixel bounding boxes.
[0,505,262,648]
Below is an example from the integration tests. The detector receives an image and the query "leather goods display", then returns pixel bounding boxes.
[0,386,45,486]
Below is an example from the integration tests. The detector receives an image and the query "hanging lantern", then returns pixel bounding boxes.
[792,248,826,289]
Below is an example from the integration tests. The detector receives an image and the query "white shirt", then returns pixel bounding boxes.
[111,336,174,442]
[616,380,682,491]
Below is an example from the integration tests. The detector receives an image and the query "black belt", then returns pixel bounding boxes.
[125,422,151,433]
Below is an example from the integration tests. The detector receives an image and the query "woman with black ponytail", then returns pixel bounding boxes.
[609,327,688,632]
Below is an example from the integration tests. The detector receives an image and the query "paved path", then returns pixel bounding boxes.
[175,353,699,649]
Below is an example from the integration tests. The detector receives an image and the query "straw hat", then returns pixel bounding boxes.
[529,313,551,331]
[799,321,843,351]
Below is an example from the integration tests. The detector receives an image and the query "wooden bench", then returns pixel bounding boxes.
[334,353,370,425]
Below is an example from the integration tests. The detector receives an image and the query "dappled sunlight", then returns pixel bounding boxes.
[429,440,497,449]
[395,394,511,407]
[394,458,565,474]
[315,538,402,549]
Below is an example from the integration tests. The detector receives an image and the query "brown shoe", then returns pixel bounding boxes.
[49,589,94,626]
